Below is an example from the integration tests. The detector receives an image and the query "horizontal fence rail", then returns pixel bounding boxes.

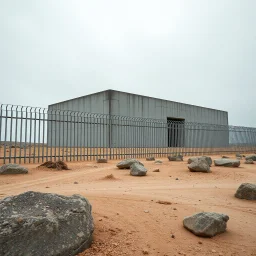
[0,104,256,164]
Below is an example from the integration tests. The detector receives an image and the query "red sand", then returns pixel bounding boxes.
[0,155,255,256]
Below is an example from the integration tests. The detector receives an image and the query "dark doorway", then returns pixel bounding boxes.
[167,117,185,147]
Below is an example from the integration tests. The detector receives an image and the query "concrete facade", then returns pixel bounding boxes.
[48,90,229,148]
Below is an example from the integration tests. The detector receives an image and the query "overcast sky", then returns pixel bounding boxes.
[1,0,255,126]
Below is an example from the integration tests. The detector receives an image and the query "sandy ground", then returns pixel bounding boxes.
[0,155,256,256]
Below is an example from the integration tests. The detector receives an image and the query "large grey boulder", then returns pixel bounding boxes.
[188,156,212,166]
[0,164,28,174]
[245,155,256,161]
[116,159,144,169]
[183,212,229,237]
[188,158,211,173]
[130,163,147,176]
[235,183,256,200]
[168,155,183,161]
[0,191,94,256]
[214,159,240,167]
[245,159,254,164]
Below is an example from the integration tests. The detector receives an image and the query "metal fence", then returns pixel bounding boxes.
[1,104,256,164]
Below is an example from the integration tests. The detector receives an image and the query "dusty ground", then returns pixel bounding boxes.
[0,155,256,256]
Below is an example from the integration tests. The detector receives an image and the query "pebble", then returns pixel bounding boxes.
[198,241,202,244]
[142,249,149,254]
[171,234,175,238]
[74,182,78,184]
[176,178,179,180]
[98,218,103,221]
[211,249,216,253]
[144,210,149,213]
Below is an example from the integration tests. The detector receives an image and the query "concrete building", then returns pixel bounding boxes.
[48,89,229,148]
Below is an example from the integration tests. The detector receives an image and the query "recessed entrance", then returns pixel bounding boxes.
[167,117,185,147]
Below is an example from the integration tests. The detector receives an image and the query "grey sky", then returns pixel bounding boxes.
[1,0,255,126]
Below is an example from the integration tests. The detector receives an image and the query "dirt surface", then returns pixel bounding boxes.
[0,155,256,256]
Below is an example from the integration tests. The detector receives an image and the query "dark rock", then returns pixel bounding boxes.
[116,159,144,169]
[146,157,155,161]
[153,169,160,172]
[130,163,147,176]
[222,156,229,158]
[0,164,28,175]
[39,161,69,170]
[188,158,211,173]
[235,183,256,200]
[245,155,256,161]
[188,156,212,166]
[245,159,254,164]
[97,158,107,163]
[168,155,183,161]
[155,160,162,164]
[0,191,94,256]
[214,159,240,167]
[183,212,229,237]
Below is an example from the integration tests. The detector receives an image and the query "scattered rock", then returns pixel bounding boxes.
[188,156,212,166]
[156,200,172,205]
[153,169,160,172]
[183,212,229,237]
[39,161,69,170]
[0,164,28,175]
[188,158,211,173]
[0,191,94,256]
[214,159,240,167]
[116,159,144,169]
[235,183,256,200]
[168,155,183,161]
[130,163,147,176]
[245,154,256,161]
[97,158,107,163]
[146,157,155,161]
[155,160,162,164]
[245,159,254,164]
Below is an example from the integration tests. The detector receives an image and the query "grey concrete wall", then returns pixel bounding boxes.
[47,90,229,148]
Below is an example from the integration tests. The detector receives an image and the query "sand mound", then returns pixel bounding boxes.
[39,161,69,170]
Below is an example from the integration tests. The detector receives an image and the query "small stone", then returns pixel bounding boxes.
[219,253,223,256]
[198,241,202,244]
[142,249,149,254]
[176,178,179,180]
[173,208,177,210]
[45,187,49,188]
[211,249,216,253]
[171,234,175,238]
[98,218,103,221]
[74,182,78,184]
[153,169,160,172]
[112,243,118,247]
[144,210,149,213]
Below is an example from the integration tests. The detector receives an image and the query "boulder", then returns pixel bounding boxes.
[130,163,147,176]
[235,183,256,200]
[116,159,144,169]
[0,191,94,256]
[0,164,28,175]
[183,212,229,237]
[236,153,242,158]
[97,158,107,163]
[168,155,183,161]
[214,159,240,167]
[188,158,210,173]
[188,156,212,166]
[146,157,155,161]
[245,155,256,161]
[245,159,254,164]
